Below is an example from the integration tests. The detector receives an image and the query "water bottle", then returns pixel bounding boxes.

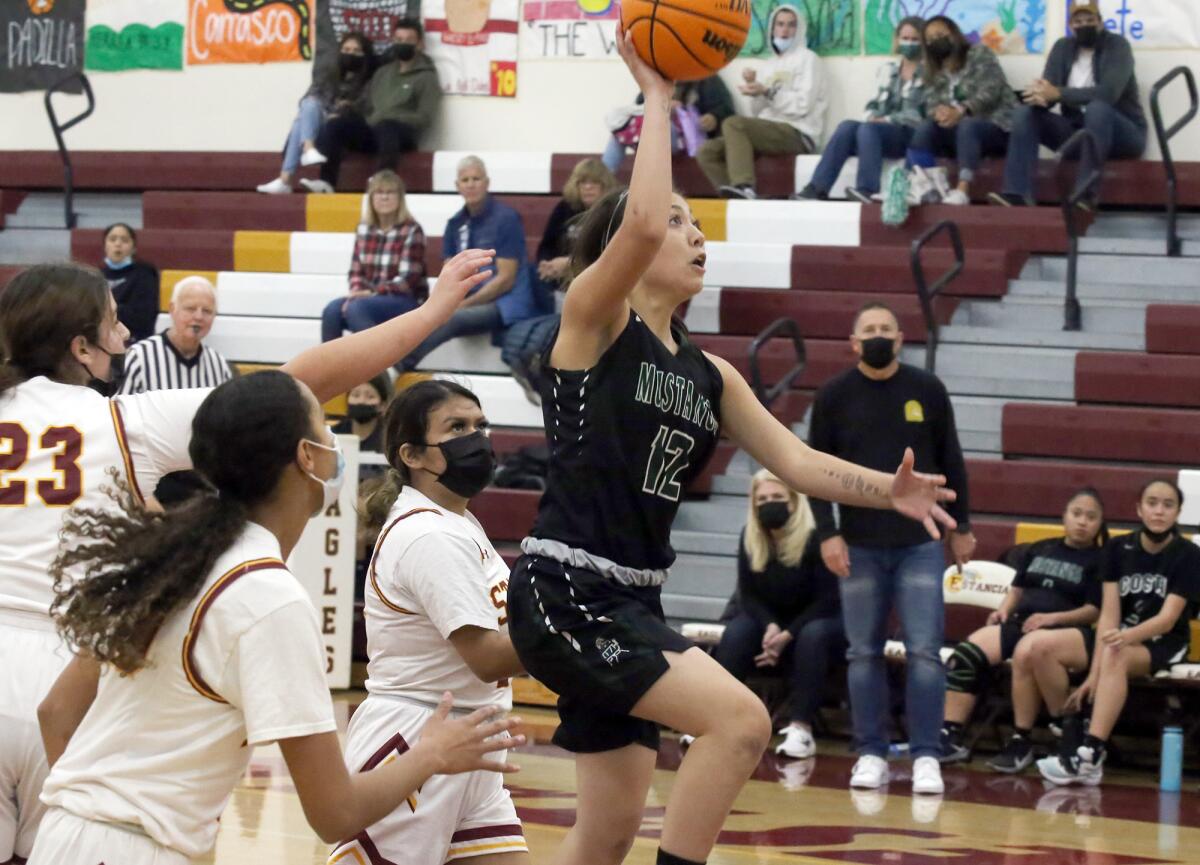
[1160,725,1183,793]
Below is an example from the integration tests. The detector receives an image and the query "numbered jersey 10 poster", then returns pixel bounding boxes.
[423,0,518,97]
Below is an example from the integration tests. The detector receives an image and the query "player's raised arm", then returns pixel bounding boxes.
[282,248,494,403]
[554,27,675,369]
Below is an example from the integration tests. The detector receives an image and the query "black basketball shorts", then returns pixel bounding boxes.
[507,553,693,754]
[1080,628,1188,675]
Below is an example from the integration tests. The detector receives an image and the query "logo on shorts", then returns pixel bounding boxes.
[596,637,630,666]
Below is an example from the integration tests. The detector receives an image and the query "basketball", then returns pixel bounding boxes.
[620,0,751,82]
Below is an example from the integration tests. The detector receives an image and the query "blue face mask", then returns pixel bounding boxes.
[105,257,133,270]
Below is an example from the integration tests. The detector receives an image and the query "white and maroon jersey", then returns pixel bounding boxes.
[40,523,336,859]
[365,486,512,711]
[0,376,210,619]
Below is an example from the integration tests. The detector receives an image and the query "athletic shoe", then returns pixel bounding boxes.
[718,184,756,200]
[792,184,826,201]
[845,187,875,205]
[988,191,1032,207]
[256,178,292,194]
[849,754,889,789]
[299,178,335,194]
[939,728,971,764]
[300,148,328,167]
[912,756,945,795]
[987,734,1034,774]
[775,725,816,759]
[1037,745,1104,787]
[941,189,971,206]
[678,733,695,749]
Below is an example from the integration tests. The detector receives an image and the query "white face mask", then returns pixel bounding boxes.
[773,36,795,53]
[303,435,346,517]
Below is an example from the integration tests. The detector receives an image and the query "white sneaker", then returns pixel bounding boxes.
[299,178,335,194]
[942,189,971,206]
[912,756,945,794]
[300,148,327,167]
[678,733,695,749]
[927,166,953,201]
[907,166,940,206]
[256,177,292,194]
[775,725,816,759]
[1037,745,1104,787]
[849,754,889,789]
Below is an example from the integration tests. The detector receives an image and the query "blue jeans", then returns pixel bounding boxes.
[321,292,419,343]
[811,120,914,195]
[909,117,1009,183]
[282,95,324,174]
[398,302,503,370]
[1002,102,1147,200]
[839,541,946,759]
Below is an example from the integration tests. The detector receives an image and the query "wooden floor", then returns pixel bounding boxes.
[199,692,1200,865]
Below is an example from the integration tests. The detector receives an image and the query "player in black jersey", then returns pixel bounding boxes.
[505,28,958,865]
[938,489,1107,770]
[1032,480,1200,786]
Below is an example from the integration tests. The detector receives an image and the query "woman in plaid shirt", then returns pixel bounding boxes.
[321,170,429,342]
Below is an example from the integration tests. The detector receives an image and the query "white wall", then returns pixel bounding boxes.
[2,7,1198,161]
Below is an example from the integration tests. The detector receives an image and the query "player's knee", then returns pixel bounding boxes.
[946,641,990,694]
[578,810,641,862]
[1011,637,1037,669]
[725,692,772,757]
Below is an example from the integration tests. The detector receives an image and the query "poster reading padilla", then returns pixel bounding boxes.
[1,0,86,93]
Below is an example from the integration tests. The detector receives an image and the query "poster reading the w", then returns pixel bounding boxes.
[1,0,86,92]
[865,0,1046,55]
[423,0,519,97]
[188,0,314,64]
[85,0,186,71]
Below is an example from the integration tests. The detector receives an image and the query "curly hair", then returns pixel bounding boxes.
[50,370,314,674]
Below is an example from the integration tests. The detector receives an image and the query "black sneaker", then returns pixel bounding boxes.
[939,727,971,764]
[988,191,1032,207]
[792,184,826,201]
[845,187,876,205]
[718,184,756,200]
[987,734,1034,774]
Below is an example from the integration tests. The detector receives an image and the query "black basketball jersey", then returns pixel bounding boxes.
[530,312,724,572]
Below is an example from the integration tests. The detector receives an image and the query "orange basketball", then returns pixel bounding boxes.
[620,0,751,82]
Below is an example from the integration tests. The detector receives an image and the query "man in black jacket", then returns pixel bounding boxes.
[991,0,1145,208]
[808,302,974,795]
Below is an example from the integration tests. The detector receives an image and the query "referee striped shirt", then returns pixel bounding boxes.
[119,331,234,394]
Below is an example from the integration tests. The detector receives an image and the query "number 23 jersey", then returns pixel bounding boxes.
[531,312,724,572]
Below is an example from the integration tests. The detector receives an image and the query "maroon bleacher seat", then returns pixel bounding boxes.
[859,203,1075,253]
[966,458,1167,523]
[790,246,1016,298]
[717,290,949,342]
[968,159,1200,208]
[72,227,234,271]
[1003,402,1200,465]
[1076,351,1200,409]
[1146,305,1200,355]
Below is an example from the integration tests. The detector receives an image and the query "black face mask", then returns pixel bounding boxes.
[859,336,896,370]
[758,501,791,531]
[1074,25,1099,48]
[338,52,367,73]
[80,347,126,398]
[926,37,955,61]
[390,42,416,62]
[426,431,495,499]
[347,403,380,423]
[1141,524,1176,544]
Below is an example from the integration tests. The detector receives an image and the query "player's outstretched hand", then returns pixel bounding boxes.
[615,24,673,99]
[425,249,495,319]
[416,692,525,776]
[890,447,957,540]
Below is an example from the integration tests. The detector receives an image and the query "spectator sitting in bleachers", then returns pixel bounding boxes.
[398,155,544,372]
[939,488,1107,770]
[899,16,1017,207]
[707,470,844,761]
[696,4,828,200]
[501,158,618,401]
[100,222,159,345]
[796,16,925,204]
[602,76,736,173]
[991,0,1146,209]
[1035,480,1200,787]
[306,17,441,194]
[321,170,429,343]
[332,372,392,455]
[256,31,376,195]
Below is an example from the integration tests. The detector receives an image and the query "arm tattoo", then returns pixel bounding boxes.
[824,467,888,502]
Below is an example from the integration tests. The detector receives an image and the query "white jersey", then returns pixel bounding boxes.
[40,523,336,859]
[0,376,209,619]
[365,486,512,711]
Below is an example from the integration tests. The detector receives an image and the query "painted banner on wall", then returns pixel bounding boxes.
[1064,0,1200,50]
[187,0,314,64]
[424,0,518,96]
[518,0,620,61]
[1,0,85,92]
[85,0,186,71]
[865,0,1046,55]
[741,0,861,57]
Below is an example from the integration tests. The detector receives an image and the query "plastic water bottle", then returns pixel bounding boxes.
[1160,725,1183,792]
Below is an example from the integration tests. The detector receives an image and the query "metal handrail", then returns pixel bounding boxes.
[44,72,95,229]
[909,219,963,374]
[748,318,806,408]
[1150,66,1198,257]
[1055,129,1102,332]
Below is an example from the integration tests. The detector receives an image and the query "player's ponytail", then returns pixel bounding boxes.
[50,371,313,674]
[361,379,482,526]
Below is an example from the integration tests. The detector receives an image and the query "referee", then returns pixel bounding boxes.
[119,275,233,395]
